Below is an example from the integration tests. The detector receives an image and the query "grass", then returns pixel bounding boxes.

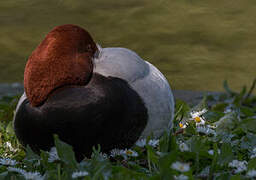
[0,80,255,179]
[0,0,256,92]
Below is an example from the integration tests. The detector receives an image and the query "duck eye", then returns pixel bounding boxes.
[86,44,92,53]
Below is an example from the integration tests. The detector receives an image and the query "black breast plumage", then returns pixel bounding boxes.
[14,73,148,160]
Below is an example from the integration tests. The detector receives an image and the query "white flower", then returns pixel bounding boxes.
[110,148,139,159]
[179,122,188,129]
[148,139,159,147]
[7,167,43,180]
[174,174,188,180]
[48,147,59,163]
[191,109,207,117]
[135,139,146,147]
[23,171,44,180]
[190,109,207,126]
[0,158,18,166]
[110,149,122,157]
[208,149,220,155]
[171,161,190,172]
[5,142,18,153]
[250,147,256,159]
[72,171,89,179]
[252,147,256,153]
[196,126,216,136]
[224,108,232,114]
[195,117,206,126]
[7,167,26,174]
[228,160,248,173]
[251,154,256,159]
[135,139,159,148]
[99,152,108,159]
[179,143,189,152]
[120,149,138,159]
[247,169,256,178]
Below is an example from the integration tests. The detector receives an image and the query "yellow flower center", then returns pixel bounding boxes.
[194,116,201,123]
[179,123,184,128]
[126,150,133,155]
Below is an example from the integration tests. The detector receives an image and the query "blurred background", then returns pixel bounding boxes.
[0,0,255,92]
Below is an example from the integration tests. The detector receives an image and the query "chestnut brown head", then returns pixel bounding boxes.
[24,24,98,106]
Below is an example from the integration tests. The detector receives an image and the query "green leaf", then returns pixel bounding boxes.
[211,103,228,113]
[248,158,256,170]
[25,145,40,161]
[214,113,238,132]
[223,80,236,96]
[159,131,169,153]
[191,94,208,112]
[204,111,224,123]
[217,143,234,166]
[175,99,191,118]
[240,118,256,133]
[230,174,242,180]
[240,133,256,150]
[54,134,77,169]
[209,143,218,179]
[112,166,148,179]
[159,151,178,178]
[240,107,255,117]
[214,172,231,180]
[187,136,207,155]
[244,78,256,100]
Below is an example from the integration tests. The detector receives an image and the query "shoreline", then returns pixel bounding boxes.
[0,83,223,105]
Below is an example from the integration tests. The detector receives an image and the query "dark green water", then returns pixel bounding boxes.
[0,0,255,92]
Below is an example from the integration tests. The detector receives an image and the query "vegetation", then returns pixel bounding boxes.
[0,80,255,179]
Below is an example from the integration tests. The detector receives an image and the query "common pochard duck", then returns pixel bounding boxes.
[14,24,174,160]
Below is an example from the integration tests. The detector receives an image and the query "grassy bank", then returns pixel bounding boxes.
[0,81,255,179]
[0,0,256,92]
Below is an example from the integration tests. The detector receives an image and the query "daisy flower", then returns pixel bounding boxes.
[190,109,207,126]
[250,147,256,159]
[110,149,122,157]
[171,161,190,172]
[191,108,207,118]
[5,142,18,153]
[98,152,108,159]
[23,171,44,180]
[72,171,89,179]
[7,167,26,174]
[48,147,59,163]
[135,139,146,147]
[7,167,43,180]
[120,149,138,159]
[179,122,188,129]
[228,160,248,173]
[174,174,188,180]
[208,149,220,155]
[148,139,159,147]
[179,143,189,152]
[0,158,18,166]
[247,169,256,178]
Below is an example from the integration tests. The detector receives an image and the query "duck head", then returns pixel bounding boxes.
[24,24,98,106]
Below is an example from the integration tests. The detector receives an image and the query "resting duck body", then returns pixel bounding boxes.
[14,24,174,160]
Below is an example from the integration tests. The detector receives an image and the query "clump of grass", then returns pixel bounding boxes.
[0,80,256,179]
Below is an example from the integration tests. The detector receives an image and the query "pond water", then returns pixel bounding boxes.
[0,0,255,92]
